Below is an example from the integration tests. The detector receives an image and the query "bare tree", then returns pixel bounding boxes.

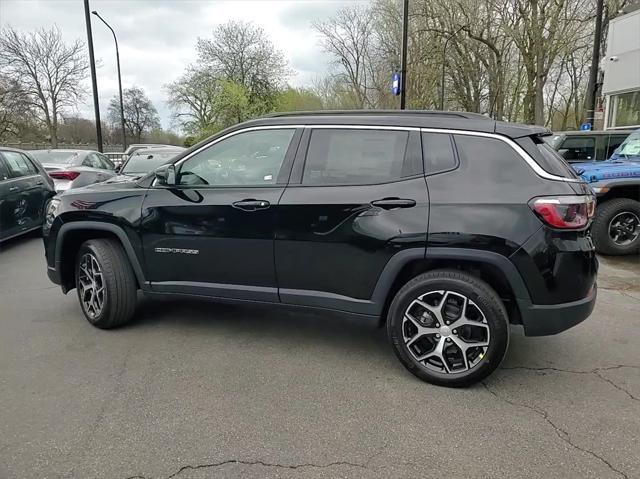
[314,6,380,108]
[108,86,160,143]
[0,26,88,147]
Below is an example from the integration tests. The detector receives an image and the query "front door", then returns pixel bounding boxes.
[140,127,301,301]
[0,150,48,239]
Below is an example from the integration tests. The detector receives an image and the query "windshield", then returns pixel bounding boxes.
[121,151,178,174]
[543,135,564,150]
[611,130,640,159]
[30,150,80,165]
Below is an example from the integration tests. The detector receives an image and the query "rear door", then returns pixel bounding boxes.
[140,127,301,301]
[0,150,47,235]
[275,126,429,314]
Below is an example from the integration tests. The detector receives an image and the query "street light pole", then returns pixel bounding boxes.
[440,25,467,111]
[92,10,127,150]
[399,0,409,109]
[83,0,103,152]
[584,0,604,128]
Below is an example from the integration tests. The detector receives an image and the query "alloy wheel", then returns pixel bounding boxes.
[608,211,640,246]
[402,290,491,374]
[78,253,106,319]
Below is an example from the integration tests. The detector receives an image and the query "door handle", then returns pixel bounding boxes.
[371,197,416,209]
[36,181,44,185]
[9,186,19,192]
[232,199,271,211]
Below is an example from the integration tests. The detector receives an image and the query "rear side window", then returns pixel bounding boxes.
[302,129,409,185]
[2,151,38,177]
[422,132,457,175]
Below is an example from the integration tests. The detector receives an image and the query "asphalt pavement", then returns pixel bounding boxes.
[1,235,638,479]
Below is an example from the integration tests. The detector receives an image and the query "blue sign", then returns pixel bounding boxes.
[580,122,592,131]
[392,72,400,96]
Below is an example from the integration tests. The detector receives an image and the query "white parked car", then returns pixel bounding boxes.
[30,149,117,193]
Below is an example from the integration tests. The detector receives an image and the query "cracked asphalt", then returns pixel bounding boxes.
[1,235,638,479]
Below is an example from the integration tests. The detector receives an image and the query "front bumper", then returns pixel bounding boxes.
[517,283,597,336]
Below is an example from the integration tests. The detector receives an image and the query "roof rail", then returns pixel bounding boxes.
[263,110,492,120]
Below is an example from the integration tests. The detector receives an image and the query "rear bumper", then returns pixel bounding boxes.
[517,283,597,336]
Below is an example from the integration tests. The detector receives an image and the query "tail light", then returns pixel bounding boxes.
[49,171,81,181]
[529,195,595,229]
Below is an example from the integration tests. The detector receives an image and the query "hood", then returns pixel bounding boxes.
[61,175,142,194]
[572,159,640,183]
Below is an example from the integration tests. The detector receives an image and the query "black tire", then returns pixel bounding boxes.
[75,239,137,329]
[591,198,640,256]
[387,270,509,387]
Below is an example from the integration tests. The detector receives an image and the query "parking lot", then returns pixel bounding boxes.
[0,235,638,479]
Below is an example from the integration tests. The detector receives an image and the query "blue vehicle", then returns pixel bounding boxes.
[572,129,640,255]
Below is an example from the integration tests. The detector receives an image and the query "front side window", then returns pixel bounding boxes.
[558,137,596,162]
[178,129,295,186]
[302,129,409,185]
[2,151,37,178]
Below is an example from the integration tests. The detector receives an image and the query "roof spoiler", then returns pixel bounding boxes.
[494,122,552,139]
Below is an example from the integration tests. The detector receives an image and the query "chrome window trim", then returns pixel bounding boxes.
[161,123,578,186]
[418,127,580,182]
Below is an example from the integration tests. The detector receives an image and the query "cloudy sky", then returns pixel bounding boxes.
[0,0,369,130]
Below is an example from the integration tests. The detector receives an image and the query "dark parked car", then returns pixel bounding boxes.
[0,147,55,242]
[43,111,597,387]
[121,143,178,163]
[30,149,117,193]
[117,147,185,177]
[545,130,633,162]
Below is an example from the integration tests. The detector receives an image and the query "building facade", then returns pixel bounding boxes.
[602,7,640,130]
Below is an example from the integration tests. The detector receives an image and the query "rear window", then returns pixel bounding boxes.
[528,137,579,179]
[30,150,79,165]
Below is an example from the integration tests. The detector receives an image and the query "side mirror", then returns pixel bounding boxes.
[155,164,176,186]
[115,165,121,173]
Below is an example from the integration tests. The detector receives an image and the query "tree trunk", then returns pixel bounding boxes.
[534,70,546,126]
[50,103,58,148]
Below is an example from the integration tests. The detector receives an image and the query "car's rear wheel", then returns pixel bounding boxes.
[591,198,640,255]
[75,239,137,329]
[387,270,509,387]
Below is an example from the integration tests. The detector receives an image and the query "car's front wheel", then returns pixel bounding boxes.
[387,270,509,387]
[75,239,137,329]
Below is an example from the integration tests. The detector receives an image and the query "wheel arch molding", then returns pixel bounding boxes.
[373,247,532,324]
[54,221,146,292]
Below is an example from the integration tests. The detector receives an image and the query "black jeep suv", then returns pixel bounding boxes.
[43,111,598,387]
